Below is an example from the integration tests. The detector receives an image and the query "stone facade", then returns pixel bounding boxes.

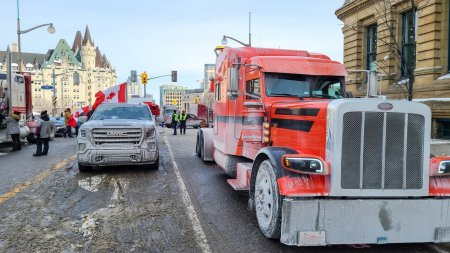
[0,26,116,115]
[336,0,450,138]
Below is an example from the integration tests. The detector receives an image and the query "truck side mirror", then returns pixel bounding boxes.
[345,91,353,98]
[227,66,239,99]
[78,116,88,123]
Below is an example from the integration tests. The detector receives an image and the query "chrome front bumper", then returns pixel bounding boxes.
[77,146,158,166]
[281,198,450,246]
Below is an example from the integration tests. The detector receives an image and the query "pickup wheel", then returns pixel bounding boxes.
[196,133,201,157]
[78,163,92,172]
[255,160,282,239]
[148,156,160,170]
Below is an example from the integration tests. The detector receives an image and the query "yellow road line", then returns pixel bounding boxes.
[0,155,77,204]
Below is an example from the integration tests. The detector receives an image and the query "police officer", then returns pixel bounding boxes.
[172,110,179,135]
[179,110,189,135]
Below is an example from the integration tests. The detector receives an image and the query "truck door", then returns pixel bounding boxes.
[241,66,264,159]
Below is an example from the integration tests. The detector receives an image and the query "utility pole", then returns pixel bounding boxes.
[52,68,56,116]
[6,46,12,114]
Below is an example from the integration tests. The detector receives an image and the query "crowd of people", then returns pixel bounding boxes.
[171,110,189,135]
[1,108,79,156]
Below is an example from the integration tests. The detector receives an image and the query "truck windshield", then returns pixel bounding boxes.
[91,106,152,120]
[265,73,344,99]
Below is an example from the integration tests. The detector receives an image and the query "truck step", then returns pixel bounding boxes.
[227,163,252,191]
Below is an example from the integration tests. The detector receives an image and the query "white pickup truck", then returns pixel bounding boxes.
[77,103,159,172]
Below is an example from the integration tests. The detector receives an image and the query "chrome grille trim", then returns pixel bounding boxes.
[91,128,142,145]
[327,99,430,197]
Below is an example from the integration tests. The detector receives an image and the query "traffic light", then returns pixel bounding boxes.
[141,71,148,85]
[171,70,177,82]
[194,96,199,104]
[73,72,80,85]
[172,99,177,105]
[52,96,57,105]
[130,70,137,82]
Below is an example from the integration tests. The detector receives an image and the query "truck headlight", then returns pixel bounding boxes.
[281,155,329,175]
[146,128,156,138]
[80,129,87,138]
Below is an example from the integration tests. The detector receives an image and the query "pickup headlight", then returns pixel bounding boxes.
[80,129,87,138]
[146,128,156,138]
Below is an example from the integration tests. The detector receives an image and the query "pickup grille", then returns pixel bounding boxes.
[341,112,424,190]
[91,128,142,145]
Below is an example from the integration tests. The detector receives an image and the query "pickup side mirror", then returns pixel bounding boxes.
[345,91,354,98]
[78,116,88,123]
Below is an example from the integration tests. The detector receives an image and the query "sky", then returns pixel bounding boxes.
[1,0,345,104]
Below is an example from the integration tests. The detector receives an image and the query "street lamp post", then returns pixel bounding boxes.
[16,0,55,72]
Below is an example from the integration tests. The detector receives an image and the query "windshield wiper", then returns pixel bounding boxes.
[311,94,338,99]
[270,93,304,100]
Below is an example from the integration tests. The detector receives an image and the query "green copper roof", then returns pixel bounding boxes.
[46,39,82,67]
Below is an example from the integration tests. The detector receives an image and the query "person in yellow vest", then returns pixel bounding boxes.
[179,110,189,135]
[171,110,179,135]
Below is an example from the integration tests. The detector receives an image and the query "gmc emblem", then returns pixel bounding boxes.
[377,102,393,111]
[106,131,127,136]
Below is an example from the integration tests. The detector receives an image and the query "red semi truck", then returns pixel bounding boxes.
[196,46,450,246]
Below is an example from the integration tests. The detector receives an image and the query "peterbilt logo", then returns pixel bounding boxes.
[377,102,393,111]
[106,131,127,136]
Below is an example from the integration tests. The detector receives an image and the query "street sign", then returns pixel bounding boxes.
[41,85,54,90]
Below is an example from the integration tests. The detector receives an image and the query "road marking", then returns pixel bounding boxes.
[163,135,211,253]
[0,155,77,204]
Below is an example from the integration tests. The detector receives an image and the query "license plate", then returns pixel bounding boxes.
[298,231,326,246]
[436,227,450,242]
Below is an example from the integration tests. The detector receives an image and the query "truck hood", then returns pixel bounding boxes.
[81,119,155,129]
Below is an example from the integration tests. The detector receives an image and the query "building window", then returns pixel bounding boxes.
[436,119,450,139]
[401,9,417,78]
[366,24,377,70]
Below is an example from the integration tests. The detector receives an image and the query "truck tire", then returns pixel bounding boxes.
[254,160,282,239]
[148,156,160,170]
[78,163,92,172]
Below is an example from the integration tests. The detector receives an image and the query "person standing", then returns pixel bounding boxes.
[6,111,21,151]
[33,112,55,156]
[63,108,73,138]
[171,110,179,135]
[179,110,189,135]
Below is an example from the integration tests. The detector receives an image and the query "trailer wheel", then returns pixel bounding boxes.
[255,160,282,239]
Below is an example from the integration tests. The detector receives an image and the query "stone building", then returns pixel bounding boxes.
[0,26,116,114]
[160,84,188,111]
[336,0,450,138]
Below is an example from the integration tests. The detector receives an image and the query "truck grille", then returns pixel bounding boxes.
[341,112,424,190]
[91,128,142,145]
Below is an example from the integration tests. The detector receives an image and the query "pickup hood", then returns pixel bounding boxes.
[80,119,155,129]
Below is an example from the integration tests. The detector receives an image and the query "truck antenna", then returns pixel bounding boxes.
[249,12,252,47]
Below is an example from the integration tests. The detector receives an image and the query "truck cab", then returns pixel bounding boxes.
[196,46,450,246]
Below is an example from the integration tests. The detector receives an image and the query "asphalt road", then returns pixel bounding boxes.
[0,129,449,252]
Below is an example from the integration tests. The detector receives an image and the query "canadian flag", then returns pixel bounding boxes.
[73,105,91,118]
[92,82,127,109]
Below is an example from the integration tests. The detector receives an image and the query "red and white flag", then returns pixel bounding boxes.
[92,82,127,109]
[73,105,91,118]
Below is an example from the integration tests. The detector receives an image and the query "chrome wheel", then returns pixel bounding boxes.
[254,160,281,238]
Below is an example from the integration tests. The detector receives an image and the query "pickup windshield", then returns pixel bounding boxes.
[265,73,344,99]
[91,105,152,120]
